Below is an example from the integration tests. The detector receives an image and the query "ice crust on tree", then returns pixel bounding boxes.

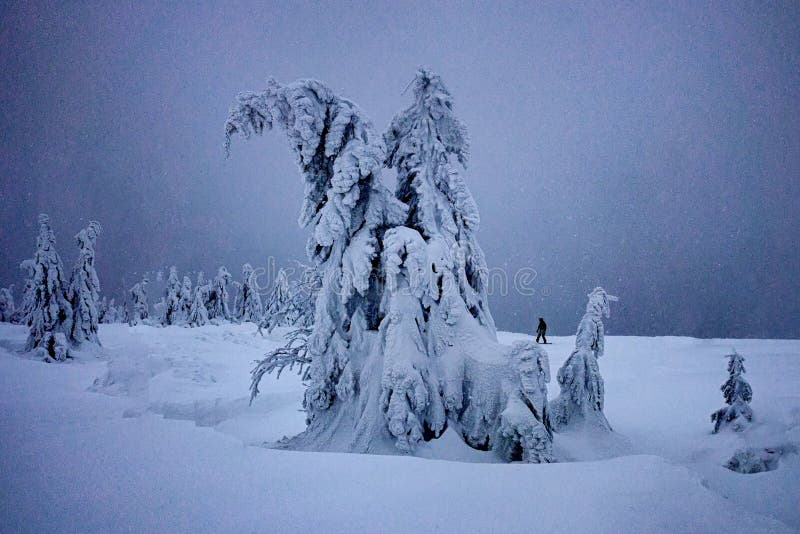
[228,72,553,462]
[234,263,262,323]
[67,221,102,345]
[0,286,15,323]
[26,214,73,360]
[551,287,618,432]
[711,350,753,433]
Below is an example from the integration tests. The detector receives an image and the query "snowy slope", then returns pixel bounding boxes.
[0,323,798,532]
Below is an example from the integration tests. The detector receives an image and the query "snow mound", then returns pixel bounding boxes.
[725,444,798,474]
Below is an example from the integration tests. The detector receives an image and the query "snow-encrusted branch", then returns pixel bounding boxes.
[249,327,312,405]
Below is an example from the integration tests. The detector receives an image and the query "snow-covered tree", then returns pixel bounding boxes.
[187,283,210,327]
[14,259,36,325]
[711,350,753,433]
[259,268,292,333]
[292,266,320,327]
[162,266,183,326]
[99,296,121,324]
[180,276,193,318]
[0,286,15,323]
[207,266,232,321]
[26,214,73,360]
[384,68,495,334]
[98,296,109,323]
[67,220,102,345]
[128,276,149,326]
[234,263,262,323]
[229,72,552,462]
[550,287,618,432]
[259,266,320,335]
[153,297,166,324]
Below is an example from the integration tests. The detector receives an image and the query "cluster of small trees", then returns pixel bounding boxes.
[0,214,317,360]
[125,264,317,329]
[0,214,104,360]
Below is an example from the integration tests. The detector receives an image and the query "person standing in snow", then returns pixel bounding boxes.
[536,317,547,344]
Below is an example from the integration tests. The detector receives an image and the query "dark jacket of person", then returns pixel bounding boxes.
[537,318,547,334]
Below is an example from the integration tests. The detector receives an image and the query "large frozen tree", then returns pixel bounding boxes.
[67,220,102,345]
[711,350,753,433]
[26,214,73,360]
[550,287,618,432]
[228,72,552,462]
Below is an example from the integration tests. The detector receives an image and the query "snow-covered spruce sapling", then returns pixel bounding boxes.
[235,263,262,323]
[551,287,618,432]
[290,266,320,328]
[228,72,553,462]
[161,266,185,326]
[207,266,232,322]
[0,286,15,323]
[68,221,102,345]
[180,276,193,319]
[259,268,292,334]
[711,350,753,433]
[98,296,108,323]
[99,296,120,324]
[187,282,210,327]
[15,259,37,325]
[26,214,73,360]
[128,276,149,326]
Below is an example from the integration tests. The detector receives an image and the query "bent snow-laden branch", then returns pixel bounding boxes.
[250,327,313,405]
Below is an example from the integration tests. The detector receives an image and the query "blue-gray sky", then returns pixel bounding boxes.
[1,1,798,337]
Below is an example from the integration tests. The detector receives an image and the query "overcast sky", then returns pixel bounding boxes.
[1,1,798,337]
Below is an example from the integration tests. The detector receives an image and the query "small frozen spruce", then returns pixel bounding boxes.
[550,287,618,432]
[127,276,150,326]
[26,214,74,360]
[233,263,263,324]
[711,350,753,433]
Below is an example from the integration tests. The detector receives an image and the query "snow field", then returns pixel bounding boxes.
[1,323,798,532]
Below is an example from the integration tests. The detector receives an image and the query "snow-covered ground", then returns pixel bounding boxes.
[1,322,798,532]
